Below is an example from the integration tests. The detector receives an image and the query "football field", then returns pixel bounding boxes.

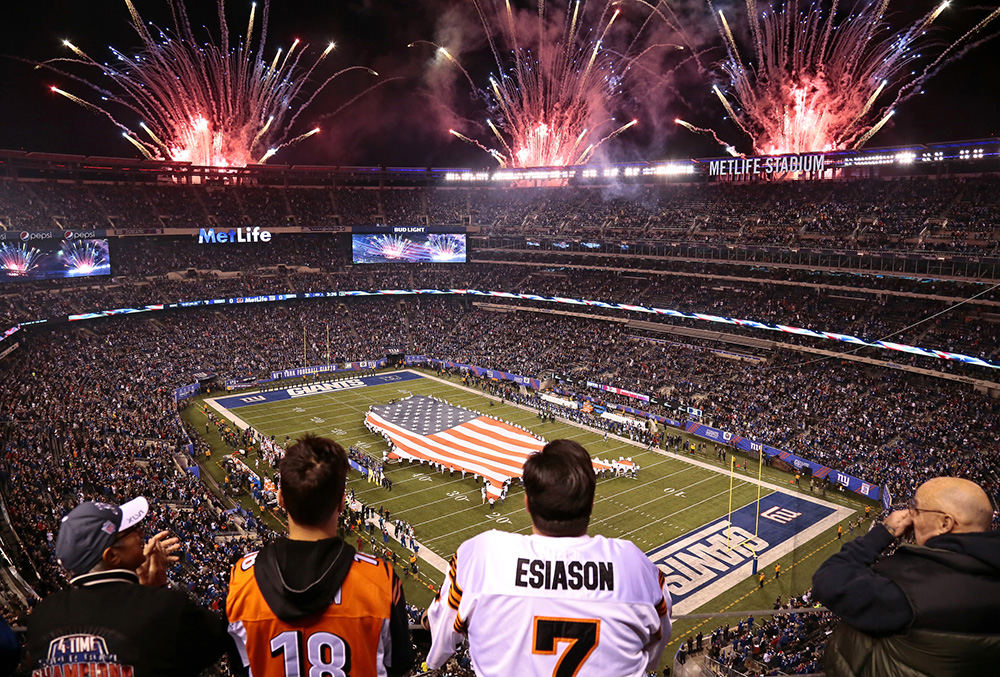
[201,368,857,659]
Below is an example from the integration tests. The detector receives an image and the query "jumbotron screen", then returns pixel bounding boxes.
[0,237,112,282]
[352,232,467,264]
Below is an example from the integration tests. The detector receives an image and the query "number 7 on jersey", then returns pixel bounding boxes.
[531,617,601,677]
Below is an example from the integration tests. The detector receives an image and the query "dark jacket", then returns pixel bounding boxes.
[26,569,233,677]
[814,525,1000,676]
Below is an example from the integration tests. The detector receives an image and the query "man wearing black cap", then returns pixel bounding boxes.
[26,496,237,677]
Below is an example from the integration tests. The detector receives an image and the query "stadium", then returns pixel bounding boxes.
[1,1,999,675]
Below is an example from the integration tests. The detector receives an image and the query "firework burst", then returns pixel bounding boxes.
[365,235,417,261]
[686,0,1000,155]
[41,0,383,167]
[59,240,111,277]
[417,0,678,168]
[0,244,42,277]
[427,234,467,262]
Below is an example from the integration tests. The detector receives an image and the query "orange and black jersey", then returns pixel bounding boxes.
[227,537,414,677]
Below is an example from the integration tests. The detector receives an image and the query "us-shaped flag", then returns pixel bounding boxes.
[366,395,561,498]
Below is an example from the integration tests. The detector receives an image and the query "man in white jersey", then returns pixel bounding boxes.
[424,439,671,676]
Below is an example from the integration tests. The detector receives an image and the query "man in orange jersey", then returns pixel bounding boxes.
[227,435,415,677]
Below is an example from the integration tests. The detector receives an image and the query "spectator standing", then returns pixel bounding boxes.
[424,439,671,676]
[26,497,235,677]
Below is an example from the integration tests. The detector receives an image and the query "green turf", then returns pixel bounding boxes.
[192,368,871,668]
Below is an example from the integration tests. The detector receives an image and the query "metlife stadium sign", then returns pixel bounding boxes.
[706,154,826,178]
[198,227,272,244]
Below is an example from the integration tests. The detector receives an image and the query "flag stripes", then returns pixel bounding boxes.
[365,395,545,497]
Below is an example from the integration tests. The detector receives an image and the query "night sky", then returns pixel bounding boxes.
[0,0,997,167]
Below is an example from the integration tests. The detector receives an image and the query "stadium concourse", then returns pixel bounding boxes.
[0,165,999,675]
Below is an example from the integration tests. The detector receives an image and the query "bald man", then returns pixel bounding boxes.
[813,477,1000,676]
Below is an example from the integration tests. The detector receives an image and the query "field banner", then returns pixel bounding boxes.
[270,360,387,380]
[542,393,579,409]
[551,388,684,428]
[586,380,650,403]
[600,411,647,429]
[365,395,614,498]
[224,379,259,391]
[366,395,545,497]
[270,364,338,380]
[173,382,201,402]
[683,422,879,500]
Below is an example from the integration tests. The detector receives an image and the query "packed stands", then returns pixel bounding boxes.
[2,163,999,675]
[1,173,998,252]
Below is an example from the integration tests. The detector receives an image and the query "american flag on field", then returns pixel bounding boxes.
[370,395,600,499]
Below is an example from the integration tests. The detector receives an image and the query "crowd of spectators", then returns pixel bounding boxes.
[1,297,996,591]
[696,591,834,676]
[1,173,998,675]
[0,307,993,673]
[2,260,997,373]
[1,173,998,251]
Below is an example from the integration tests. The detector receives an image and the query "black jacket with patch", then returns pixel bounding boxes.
[26,569,233,677]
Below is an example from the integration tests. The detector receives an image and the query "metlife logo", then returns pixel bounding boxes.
[198,227,272,244]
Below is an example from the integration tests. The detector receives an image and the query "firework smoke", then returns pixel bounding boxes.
[688,0,1000,155]
[41,1,382,167]
[418,0,678,168]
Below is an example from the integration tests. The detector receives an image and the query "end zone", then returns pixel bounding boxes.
[203,370,426,431]
[214,370,425,410]
[648,491,852,614]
